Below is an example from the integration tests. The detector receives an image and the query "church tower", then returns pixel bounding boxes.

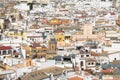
[48,37,57,53]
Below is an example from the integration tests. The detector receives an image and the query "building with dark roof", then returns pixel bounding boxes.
[21,66,64,80]
[47,37,57,54]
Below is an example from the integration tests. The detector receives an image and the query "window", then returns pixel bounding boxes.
[80,61,84,66]
[59,38,61,41]
[86,55,89,57]
[91,62,94,65]
[88,63,90,65]
[81,55,84,58]
[3,51,6,55]
[8,50,11,54]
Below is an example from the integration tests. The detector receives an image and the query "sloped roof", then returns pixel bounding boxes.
[21,66,64,80]
[68,75,83,80]
[0,46,12,50]
[32,42,41,48]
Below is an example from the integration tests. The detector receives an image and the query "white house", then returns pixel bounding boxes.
[108,51,120,62]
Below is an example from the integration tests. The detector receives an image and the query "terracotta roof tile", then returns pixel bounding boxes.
[110,12,115,15]
[32,43,41,48]
[68,76,83,80]
[102,69,113,74]
[91,51,99,56]
[0,46,12,50]
[27,36,41,38]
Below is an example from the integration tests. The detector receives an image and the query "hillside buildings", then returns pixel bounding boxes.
[0,0,120,80]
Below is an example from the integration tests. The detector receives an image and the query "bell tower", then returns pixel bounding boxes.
[48,37,57,52]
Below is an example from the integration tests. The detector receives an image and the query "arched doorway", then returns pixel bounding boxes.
[80,61,84,70]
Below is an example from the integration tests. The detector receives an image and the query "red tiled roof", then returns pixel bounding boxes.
[32,43,41,48]
[27,36,41,38]
[0,46,12,50]
[68,76,83,80]
[110,12,115,15]
[91,51,99,56]
[41,18,48,24]
[54,30,64,33]
[75,16,86,18]
[59,9,68,11]
[102,69,113,74]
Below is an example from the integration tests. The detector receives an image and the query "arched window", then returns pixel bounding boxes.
[80,61,84,66]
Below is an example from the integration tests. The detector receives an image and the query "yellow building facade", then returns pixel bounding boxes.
[6,31,26,40]
[55,33,65,42]
[6,31,15,37]
[22,45,31,56]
